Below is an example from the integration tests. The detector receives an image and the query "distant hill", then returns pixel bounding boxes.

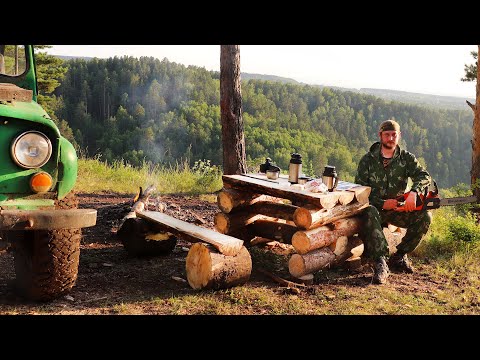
[241,73,299,84]
[56,55,95,61]
[356,88,474,111]
[55,54,473,111]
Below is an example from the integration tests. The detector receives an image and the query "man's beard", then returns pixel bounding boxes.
[381,141,396,150]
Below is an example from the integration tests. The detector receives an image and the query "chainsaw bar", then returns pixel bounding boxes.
[438,195,477,206]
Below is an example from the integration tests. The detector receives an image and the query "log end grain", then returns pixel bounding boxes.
[288,254,306,279]
[293,207,312,229]
[214,212,229,234]
[291,231,310,255]
[186,243,212,290]
[217,190,234,213]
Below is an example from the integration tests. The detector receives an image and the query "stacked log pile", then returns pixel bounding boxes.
[218,175,376,280]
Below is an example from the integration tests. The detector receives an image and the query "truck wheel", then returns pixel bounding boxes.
[10,191,82,301]
[12,228,81,301]
[118,217,177,257]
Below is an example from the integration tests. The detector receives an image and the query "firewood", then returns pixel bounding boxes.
[336,190,356,205]
[247,219,299,244]
[217,188,261,213]
[289,247,336,278]
[214,212,271,234]
[186,243,252,290]
[329,235,349,256]
[293,201,369,230]
[291,225,333,254]
[331,236,364,266]
[289,235,365,277]
[345,186,371,204]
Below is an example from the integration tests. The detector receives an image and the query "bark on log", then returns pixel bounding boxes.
[217,188,260,213]
[293,201,369,230]
[137,211,244,256]
[117,217,177,257]
[247,219,299,244]
[289,235,365,277]
[289,247,336,278]
[217,188,284,214]
[186,243,251,290]
[214,211,271,234]
[291,216,363,254]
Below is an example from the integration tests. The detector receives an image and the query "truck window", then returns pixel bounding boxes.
[0,45,27,76]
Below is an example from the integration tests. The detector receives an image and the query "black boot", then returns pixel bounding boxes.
[373,256,389,284]
[389,252,414,273]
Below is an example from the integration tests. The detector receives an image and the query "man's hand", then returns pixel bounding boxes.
[382,199,398,210]
[400,191,417,212]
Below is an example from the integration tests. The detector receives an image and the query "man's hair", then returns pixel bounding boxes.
[379,119,400,133]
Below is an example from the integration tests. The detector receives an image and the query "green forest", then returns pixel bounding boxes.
[47,54,473,189]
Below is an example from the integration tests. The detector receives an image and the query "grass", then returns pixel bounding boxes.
[75,157,223,195]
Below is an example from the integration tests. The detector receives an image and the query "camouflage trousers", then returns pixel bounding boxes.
[359,205,432,261]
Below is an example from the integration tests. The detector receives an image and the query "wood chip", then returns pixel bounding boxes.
[171,276,187,283]
[102,263,113,267]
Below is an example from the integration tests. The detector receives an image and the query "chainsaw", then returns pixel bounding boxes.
[395,181,477,211]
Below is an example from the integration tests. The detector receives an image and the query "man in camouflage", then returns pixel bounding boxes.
[355,119,432,284]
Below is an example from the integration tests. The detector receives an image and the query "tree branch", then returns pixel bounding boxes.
[467,100,476,111]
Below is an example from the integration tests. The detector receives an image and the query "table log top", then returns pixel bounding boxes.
[222,173,368,208]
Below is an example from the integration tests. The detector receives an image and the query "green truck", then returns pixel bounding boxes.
[0,45,97,301]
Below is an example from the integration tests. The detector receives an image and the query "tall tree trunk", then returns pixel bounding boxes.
[220,45,247,175]
[473,45,480,201]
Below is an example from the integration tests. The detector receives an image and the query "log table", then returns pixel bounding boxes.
[217,173,383,280]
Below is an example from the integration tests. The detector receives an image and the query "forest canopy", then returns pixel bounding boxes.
[51,55,472,188]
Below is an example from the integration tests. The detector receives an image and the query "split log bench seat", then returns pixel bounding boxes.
[136,211,252,290]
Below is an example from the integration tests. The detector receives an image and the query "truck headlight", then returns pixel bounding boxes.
[11,131,52,169]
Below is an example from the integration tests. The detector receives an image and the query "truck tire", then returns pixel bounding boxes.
[13,228,81,301]
[118,217,177,257]
[10,192,82,301]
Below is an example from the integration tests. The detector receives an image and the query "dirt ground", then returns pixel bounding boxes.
[0,192,447,315]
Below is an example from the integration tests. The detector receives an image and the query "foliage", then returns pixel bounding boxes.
[33,45,77,146]
[53,55,472,188]
[461,50,478,82]
[446,214,480,243]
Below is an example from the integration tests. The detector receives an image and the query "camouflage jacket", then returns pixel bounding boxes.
[354,142,431,210]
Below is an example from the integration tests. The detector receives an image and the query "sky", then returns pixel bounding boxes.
[47,45,477,99]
